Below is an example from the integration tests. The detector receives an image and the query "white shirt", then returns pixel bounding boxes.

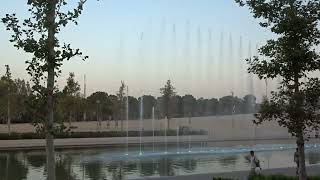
[250,156,257,169]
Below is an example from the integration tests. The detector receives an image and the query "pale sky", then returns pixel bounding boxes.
[0,0,275,99]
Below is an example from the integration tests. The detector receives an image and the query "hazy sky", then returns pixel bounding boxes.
[0,0,274,99]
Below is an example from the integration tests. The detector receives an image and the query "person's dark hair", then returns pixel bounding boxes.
[250,150,254,155]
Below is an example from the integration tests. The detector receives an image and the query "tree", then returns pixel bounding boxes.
[0,69,33,125]
[2,1,89,179]
[117,81,126,131]
[218,95,243,115]
[160,80,176,129]
[235,1,320,179]
[11,78,32,123]
[1,65,13,134]
[207,98,219,115]
[219,96,234,115]
[63,73,81,97]
[86,92,111,122]
[174,95,184,118]
[165,95,181,118]
[142,95,156,119]
[182,95,196,117]
[109,94,120,123]
[196,98,207,116]
[243,94,256,114]
[61,72,81,127]
[155,97,163,119]
[127,96,139,120]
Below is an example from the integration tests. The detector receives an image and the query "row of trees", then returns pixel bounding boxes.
[0,66,32,125]
[3,0,319,179]
[0,69,258,126]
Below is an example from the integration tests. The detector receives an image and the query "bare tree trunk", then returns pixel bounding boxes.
[46,1,57,180]
[297,135,307,180]
[293,73,307,180]
[46,133,55,180]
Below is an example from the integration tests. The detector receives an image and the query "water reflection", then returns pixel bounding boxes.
[56,155,77,180]
[139,160,155,176]
[83,161,106,180]
[181,158,197,172]
[218,155,239,168]
[0,144,319,180]
[26,152,46,168]
[0,153,28,180]
[108,161,125,180]
[158,157,175,176]
[307,151,320,165]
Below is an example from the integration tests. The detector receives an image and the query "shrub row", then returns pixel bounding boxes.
[213,175,320,180]
[248,174,320,180]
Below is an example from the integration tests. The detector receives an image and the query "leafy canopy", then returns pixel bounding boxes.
[1,0,89,132]
[235,0,320,138]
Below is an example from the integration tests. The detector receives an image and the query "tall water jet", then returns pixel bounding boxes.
[125,86,129,156]
[176,125,179,154]
[188,115,192,152]
[157,19,167,78]
[247,41,254,96]
[206,28,213,90]
[255,43,264,97]
[218,32,224,95]
[247,41,255,113]
[117,35,125,81]
[228,34,234,91]
[164,116,168,154]
[197,27,203,81]
[170,24,176,79]
[139,32,145,89]
[184,21,192,91]
[139,96,144,155]
[152,106,155,152]
[238,36,244,96]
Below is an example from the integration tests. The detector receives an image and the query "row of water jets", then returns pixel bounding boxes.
[124,90,194,156]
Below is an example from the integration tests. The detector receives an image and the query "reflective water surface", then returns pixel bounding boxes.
[1,141,320,180]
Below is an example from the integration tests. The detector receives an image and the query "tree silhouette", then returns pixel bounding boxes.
[160,80,176,129]
[2,1,90,179]
[236,0,320,179]
[117,81,126,131]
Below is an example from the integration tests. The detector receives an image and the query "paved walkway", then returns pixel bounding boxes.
[132,165,320,180]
